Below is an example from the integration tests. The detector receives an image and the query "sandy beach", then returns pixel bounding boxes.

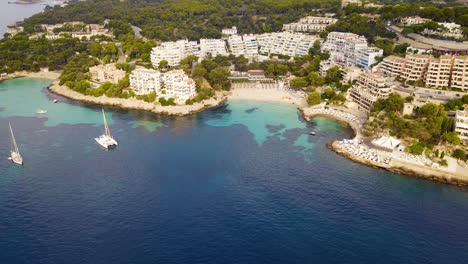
[0,70,61,81]
[48,81,227,116]
[228,87,307,106]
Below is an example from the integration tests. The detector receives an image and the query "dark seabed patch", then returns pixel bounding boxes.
[245,107,258,113]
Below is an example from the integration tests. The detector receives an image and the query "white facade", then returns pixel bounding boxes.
[130,69,162,95]
[151,40,199,67]
[257,32,318,57]
[322,32,382,69]
[130,69,196,102]
[161,70,197,101]
[222,26,237,35]
[199,39,229,58]
[455,110,468,144]
[227,34,259,58]
[282,16,337,33]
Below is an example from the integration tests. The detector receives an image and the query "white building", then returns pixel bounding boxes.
[222,26,237,35]
[349,72,392,112]
[282,16,337,33]
[89,64,126,84]
[423,22,464,40]
[227,34,259,58]
[151,40,199,67]
[400,16,430,26]
[455,110,468,144]
[161,70,197,101]
[199,38,229,58]
[130,69,196,103]
[130,69,162,95]
[257,32,318,57]
[322,32,383,69]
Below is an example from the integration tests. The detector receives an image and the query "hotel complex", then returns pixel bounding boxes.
[380,54,468,91]
[89,64,126,84]
[129,69,196,103]
[151,31,317,67]
[322,32,383,69]
[349,72,392,112]
[282,16,337,33]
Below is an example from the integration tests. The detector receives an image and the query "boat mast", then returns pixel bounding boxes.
[9,123,20,154]
[102,109,111,137]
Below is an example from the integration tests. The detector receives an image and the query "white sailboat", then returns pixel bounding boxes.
[8,123,23,165]
[95,109,118,149]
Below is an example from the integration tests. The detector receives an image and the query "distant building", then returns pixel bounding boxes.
[222,26,237,36]
[455,110,468,144]
[150,40,199,67]
[282,16,337,33]
[422,22,464,40]
[380,54,468,91]
[199,38,229,58]
[322,32,383,69]
[400,16,430,26]
[349,72,392,112]
[130,69,196,103]
[89,64,126,84]
[257,32,318,57]
[227,34,259,58]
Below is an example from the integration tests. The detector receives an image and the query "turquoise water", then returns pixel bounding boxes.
[1,78,468,264]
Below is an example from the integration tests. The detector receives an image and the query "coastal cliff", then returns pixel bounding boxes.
[48,81,227,116]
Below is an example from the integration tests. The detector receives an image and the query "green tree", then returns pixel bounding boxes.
[325,66,342,84]
[307,92,321,106]
[442,132,461,145]
[307,72,325,87]
[453,149,466,161]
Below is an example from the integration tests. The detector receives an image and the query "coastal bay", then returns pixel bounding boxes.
[2,78,468,263]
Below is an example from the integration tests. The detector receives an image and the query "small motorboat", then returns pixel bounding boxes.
[309,131,316,136]
[36,109,47,114]
[53,99,58,103]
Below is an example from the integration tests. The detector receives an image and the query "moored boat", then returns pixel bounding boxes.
[95,109,118,149]
[8,123,23,165]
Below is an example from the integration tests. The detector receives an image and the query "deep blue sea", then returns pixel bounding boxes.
[1,78,468,264]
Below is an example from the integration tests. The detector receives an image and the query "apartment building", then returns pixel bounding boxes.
[400,54,431,82]
[130,69,196,102]
[451,56,468,91]
[257,32,318,57]
[199,39,229,58]
[161,70,197,101]
[425,55,453,88]
[380,55,406,77]
[349,72,392,112]
[455,110,468,144]
[89,64,126,84]
[150,40,200,67]
[129,69,162,95]
[282,16,337,33]
[322,32,383,69]
[227,34,259,58]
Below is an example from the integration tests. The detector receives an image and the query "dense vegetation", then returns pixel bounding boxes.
[23,0,341,41]
[364,94,460,157]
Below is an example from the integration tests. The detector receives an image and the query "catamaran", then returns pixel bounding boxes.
[8,123,23,165]
[95,109,118,149]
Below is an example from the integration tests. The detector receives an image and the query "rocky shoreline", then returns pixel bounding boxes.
[48,81,227,116]
[330,141,468,186]
[300,107,468,187]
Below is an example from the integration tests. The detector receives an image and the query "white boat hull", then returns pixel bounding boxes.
[9,151,23,165]
[95,135,118,149]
